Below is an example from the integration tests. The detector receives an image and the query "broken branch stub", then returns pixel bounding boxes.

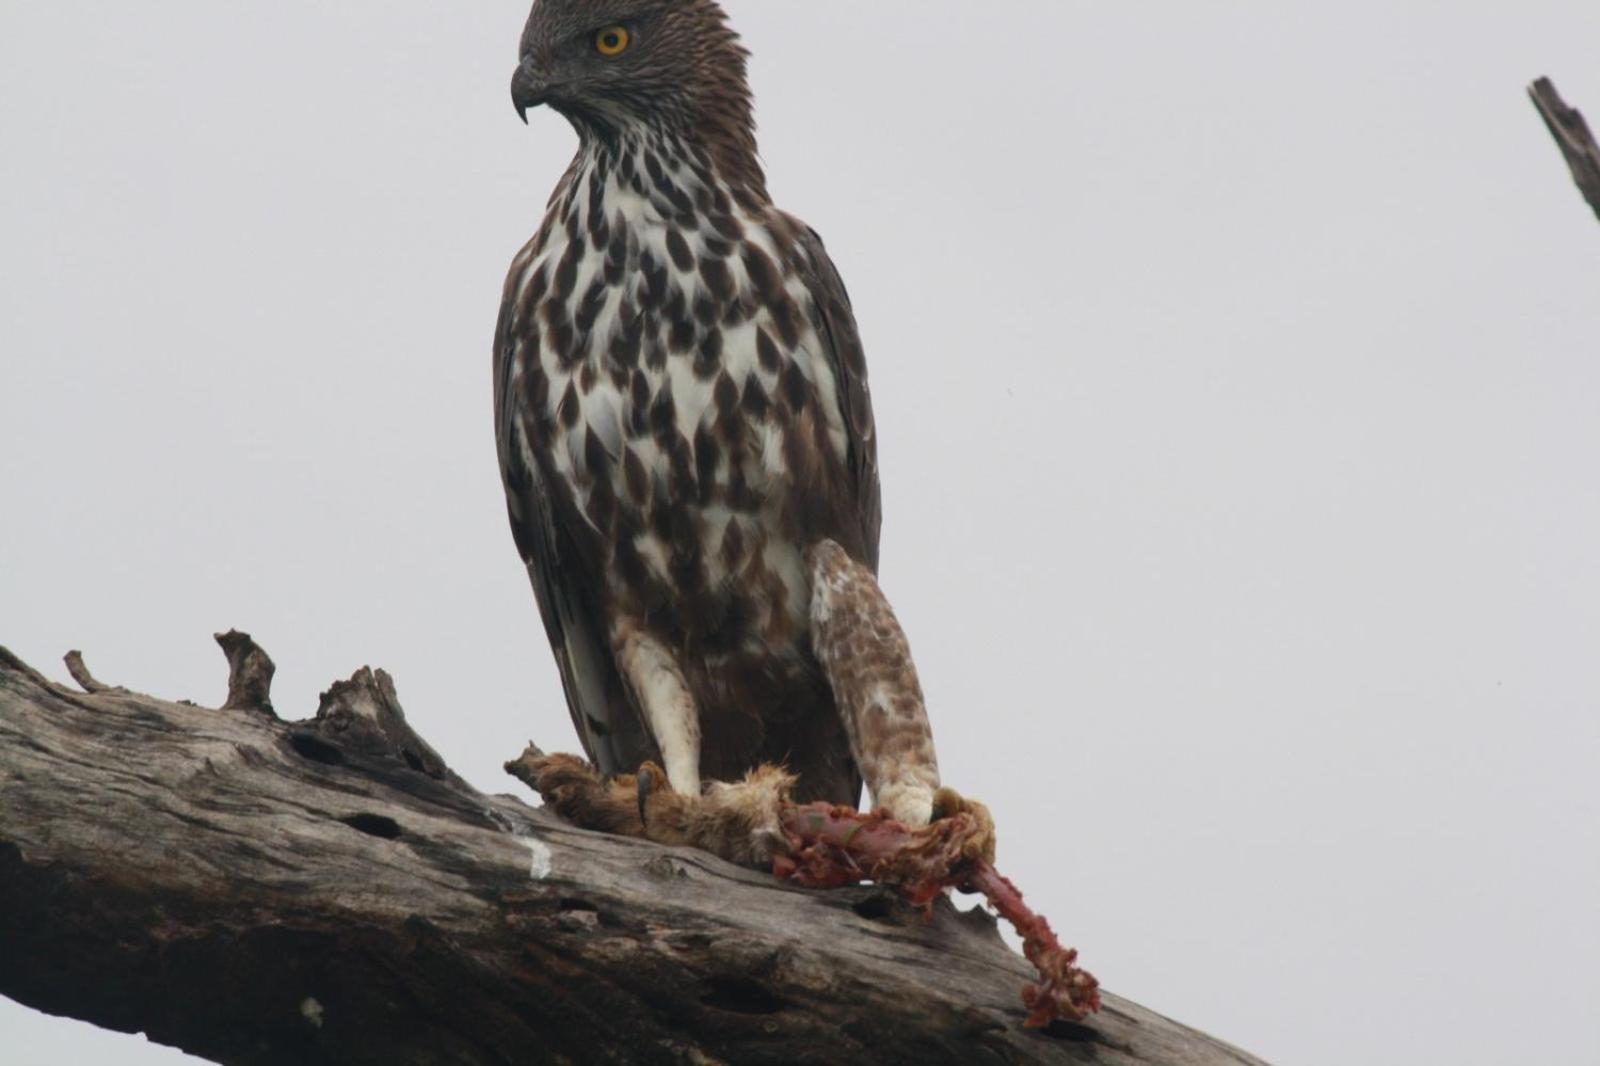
[215,629,276,716]
[307,667,455,784]
[1528,76,1600,224]
[62,650,116,694]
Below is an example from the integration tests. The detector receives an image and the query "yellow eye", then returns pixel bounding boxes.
[595,26,630,57]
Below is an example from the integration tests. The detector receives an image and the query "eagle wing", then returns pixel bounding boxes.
[493,284,658,777]
[790,220,882,571]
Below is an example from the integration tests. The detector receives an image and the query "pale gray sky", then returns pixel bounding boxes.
[3,3,1598,1064]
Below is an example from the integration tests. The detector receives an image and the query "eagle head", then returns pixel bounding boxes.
[511,0,754,145]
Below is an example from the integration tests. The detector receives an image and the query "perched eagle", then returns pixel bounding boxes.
[494,0,882,809]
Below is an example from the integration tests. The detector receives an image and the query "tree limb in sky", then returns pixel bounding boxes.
[1529,77,1600,223]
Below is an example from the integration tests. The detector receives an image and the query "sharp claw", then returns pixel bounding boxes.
[931,786,962,823]
[637,766,653,828]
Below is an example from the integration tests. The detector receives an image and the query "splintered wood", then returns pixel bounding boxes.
[507,748,1101,1028]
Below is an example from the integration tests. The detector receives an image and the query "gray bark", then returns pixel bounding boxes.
[0,635,1269,1065]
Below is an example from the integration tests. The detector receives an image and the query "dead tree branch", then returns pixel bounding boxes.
[0,636,1269,1066]
[1529,77,1600,223]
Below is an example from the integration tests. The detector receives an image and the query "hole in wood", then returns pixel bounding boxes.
[340,814,402,840]
[1041,1019,1102,1043]
[288,732,345,766]
[700,977,785,1016]
[850,893,897,922]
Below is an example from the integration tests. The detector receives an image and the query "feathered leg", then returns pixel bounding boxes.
[806,539,943,828]
[610,620,702,796]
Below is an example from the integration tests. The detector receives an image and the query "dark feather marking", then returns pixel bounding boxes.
[663,183,695,216]
[557,380,580,429]
[525,358,550,416]
[666,230,695,273]
[780,359,809,412]
[613,535,648,591]
[627,372,651,437]
[576,277,608,336]
[554,239,582,301]
[695,329,724,379]
[713,372,740,419]
[693,294,719,327]
[743,245,781,302]
[727,461,759,513]
[644,151,666,189]
[609,304,642,368]
[644,334,667,371]
[605,220,629,285]
[770,293,801,348]
[584,427,610,476]
[701,257,734,302]
[755,327,781,372]
[694,421,720,505]
[517,265,550,323]
[587,472,616,531]
[720,518,747,569]
[622,447,650,504]
[721,292,753,327]
[665,432,697,503]
[740,374,770,419]
[648,387,676,441]
[545,302,578,369]
[642,250,668,304]
[669,315,696,354]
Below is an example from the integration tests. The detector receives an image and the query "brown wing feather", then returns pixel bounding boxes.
[789,220,882,572]
[493,280,659,777]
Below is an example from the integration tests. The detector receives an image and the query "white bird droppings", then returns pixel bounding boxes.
[300,997,324,1029]
[524,838,553,880]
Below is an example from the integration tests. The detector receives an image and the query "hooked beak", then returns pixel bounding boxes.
[511,58,551,125]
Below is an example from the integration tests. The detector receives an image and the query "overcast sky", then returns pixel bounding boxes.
[3,3,1599,1064]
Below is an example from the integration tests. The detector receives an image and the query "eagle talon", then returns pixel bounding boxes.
[636,765,653,827]
[931,786,998,866]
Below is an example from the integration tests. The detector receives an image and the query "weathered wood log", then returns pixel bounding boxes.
[0,636,1269,1066]
[1529,77,1600,223]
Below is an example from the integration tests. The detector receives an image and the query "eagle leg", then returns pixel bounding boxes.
[611,621,703,796]
[807,540,940,827]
